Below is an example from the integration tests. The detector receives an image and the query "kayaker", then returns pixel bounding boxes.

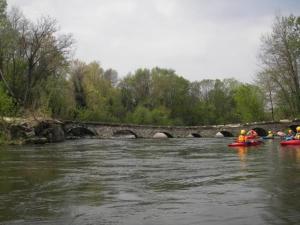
[266,131,274,138]
[285,129,294,140]
[238,130,248,143]
[294,126,300,140]
[247,129,258,139]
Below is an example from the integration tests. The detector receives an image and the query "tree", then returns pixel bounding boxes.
[0,0,7,72]
[0,83,14,117]
[150,68,190,124]
[70,60,87,108]
[119,68,152,112]
[234,84,265,122]
[188,78,240,125]
[38,75,76,119]
[1,9,73,108]
[0,0,6,20]
[104,68,118,87]
[259,15,300,117]
[257,71,276,120]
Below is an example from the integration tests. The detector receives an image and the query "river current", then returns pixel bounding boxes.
[0,138,299,225]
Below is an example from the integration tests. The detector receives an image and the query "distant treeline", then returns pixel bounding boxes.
[0,0,299,125]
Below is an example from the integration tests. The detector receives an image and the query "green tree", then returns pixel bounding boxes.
[0,0,8,72]
[150,68,190,124]
[1,9,73,109]
[38,75,76,119]
[126,106,152,124]
[234,84,265,122]
[259,15,300,117]
[70,60,87,109]
[0,83,14,117]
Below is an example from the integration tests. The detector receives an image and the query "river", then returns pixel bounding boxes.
[0,138,299,225]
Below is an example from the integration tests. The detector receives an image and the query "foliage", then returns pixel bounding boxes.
[258,15,300,118]
[1,8,73,109]
[0,82,15,145]
[0,83,15,117]
[234,84,266,122]
[0,3,279,126]
[126,106,172,125]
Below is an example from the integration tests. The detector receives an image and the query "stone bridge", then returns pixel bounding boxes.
[62,120,300,138]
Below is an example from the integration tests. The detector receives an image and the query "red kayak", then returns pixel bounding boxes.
[280,140,300,146]
[246,135,257,140]
[228,141,262,147]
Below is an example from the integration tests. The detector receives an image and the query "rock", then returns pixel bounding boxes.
[187,133,201,138]
[47,125,65,142]
[25,137,48,144]
[34,121,65,143]
[153,132,168,138]
[10,123,35,139]
[215,132,224,137]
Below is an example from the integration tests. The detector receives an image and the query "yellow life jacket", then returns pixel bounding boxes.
[295,133,300,140]
[238,135,246,142]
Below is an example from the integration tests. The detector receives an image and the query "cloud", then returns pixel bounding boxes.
[7,0,300,82]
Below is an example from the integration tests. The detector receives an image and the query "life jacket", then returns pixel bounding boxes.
[295,133,300,140]
[238,135,246,142]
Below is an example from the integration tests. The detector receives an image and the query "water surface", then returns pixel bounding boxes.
[0,138,299,225]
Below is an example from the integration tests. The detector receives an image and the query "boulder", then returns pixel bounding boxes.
[153,132,168,139]
[10,123,35,139]
[34,121,65,143]
[215,132,224,138]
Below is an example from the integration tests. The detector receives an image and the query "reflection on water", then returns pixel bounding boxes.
[280,145,300,163]
[0,138,299,225]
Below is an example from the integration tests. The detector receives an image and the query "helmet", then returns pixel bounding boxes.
[288,129,293,133]
[268,131,272,134]
[241,130,246,135]
[297,126,300,132]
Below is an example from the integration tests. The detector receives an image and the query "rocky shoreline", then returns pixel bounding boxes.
[1,119,89,145]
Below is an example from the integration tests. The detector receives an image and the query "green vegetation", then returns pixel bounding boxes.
[0,1,299,126]
[257,15,300,119]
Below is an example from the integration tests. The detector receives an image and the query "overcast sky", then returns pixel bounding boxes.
[6,0,300,82]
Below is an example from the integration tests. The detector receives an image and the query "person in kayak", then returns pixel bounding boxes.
[285,129,294,140]
[247,129,258,139]
[266,131,274,138]
[238,130,248,143]
[294,126,300,140]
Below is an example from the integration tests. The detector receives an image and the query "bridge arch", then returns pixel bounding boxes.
[219,131,234,137]
[67,127,96,137]
[187,133,201,138]
[113,130,138,138]
[252,127,267,137]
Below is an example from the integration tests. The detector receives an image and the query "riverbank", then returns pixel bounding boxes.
[0,118,67,145]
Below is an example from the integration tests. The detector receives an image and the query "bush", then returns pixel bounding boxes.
[0,83,15,117]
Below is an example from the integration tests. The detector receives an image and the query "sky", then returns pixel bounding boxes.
[6,0,300,83]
